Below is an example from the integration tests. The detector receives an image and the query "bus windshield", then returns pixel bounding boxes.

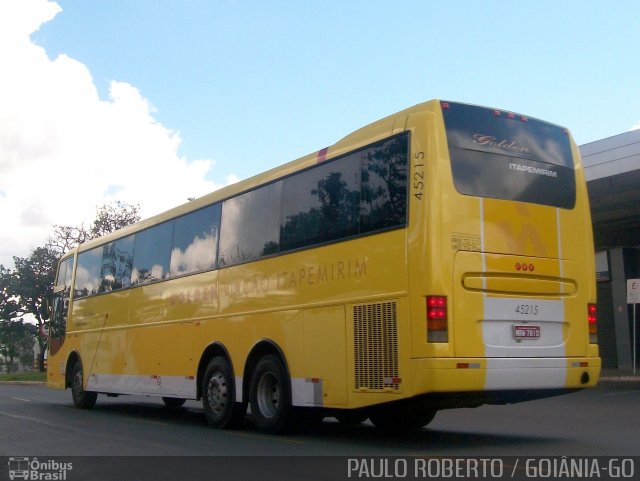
[442,101,576,209]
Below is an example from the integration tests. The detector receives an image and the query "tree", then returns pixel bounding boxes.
[90,200,141,238]
[1,266,22,373]
[0,319,36,373]
[0,265,22,321]
[4,201,142,371]
[10,246,57,371]
[48,201,141,256]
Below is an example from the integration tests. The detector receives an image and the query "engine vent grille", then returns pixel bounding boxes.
[353,301,400,391]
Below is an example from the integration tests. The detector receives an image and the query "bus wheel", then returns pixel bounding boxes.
[71,361,97,409]
[162,397,186,408]
[202,356,246,428]
[369,403,436,431]
[249,354,294,434]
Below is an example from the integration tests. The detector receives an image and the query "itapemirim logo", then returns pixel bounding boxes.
[7,457,73,480]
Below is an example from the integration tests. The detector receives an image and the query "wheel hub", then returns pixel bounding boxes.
[207,373,228,414]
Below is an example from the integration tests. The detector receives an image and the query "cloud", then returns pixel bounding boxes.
[0,0,233,267]
[632,122,640,131]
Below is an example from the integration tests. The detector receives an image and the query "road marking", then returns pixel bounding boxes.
[11,397,31,402]
[134,418,170,427]
[0,410,69,430]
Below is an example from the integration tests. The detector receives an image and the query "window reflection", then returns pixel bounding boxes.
[170,204,220,275]
[75,249,102,297]
[281,133,408,251]
[281,157,359,251]
[131,223,172,285]
[76,237,134,297]
[360,135,408,232]
[219,182,283,267]
[100,236,134,292]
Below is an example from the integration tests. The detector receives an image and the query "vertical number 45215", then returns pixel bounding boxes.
[413,151,425,200]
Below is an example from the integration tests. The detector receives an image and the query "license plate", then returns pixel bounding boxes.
[513,325,541,340]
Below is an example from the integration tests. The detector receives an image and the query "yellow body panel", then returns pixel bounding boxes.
[48,99,599,414]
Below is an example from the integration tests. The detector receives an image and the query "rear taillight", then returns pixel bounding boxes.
[588,303,598,344]
[427,296,448,342]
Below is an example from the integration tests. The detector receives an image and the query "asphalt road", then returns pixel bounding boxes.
[1,381,639,457]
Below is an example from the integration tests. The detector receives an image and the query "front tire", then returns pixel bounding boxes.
[202,357,246,428]
[249,355,294,434]
[71,361,97,409]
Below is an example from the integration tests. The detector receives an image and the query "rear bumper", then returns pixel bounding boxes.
[411,356,601,396]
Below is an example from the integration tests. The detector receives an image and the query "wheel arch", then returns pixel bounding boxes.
[65,351,82,389]
[243,339,291,404]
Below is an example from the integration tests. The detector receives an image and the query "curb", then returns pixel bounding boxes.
[598,377,640,382]
[0,381,46,385]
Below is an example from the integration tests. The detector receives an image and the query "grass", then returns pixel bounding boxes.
[0,371,47,382]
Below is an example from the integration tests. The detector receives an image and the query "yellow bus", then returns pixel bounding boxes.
[47,99,600,433]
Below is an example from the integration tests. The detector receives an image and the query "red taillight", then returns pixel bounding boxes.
[427,296,447,320]
[588,303,598,343]
[427,296,448,342]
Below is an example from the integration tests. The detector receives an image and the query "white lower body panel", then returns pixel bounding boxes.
[484,358,567,390]
[86,373,197,399]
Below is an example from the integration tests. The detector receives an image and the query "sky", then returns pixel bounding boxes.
[1,0,639,268]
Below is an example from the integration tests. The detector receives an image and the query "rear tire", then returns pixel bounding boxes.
[335,411,368,425]
[202,357,246,428]
[369,400,436,431]
[249,355,294,434]
[71,361,97,409]
[162,397,186,408]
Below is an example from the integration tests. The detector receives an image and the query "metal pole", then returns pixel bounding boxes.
[633,302,637,376]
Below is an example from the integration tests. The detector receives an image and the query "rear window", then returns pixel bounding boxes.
[442,101,576,208]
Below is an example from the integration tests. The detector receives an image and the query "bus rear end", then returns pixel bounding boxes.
[412,101,600,406]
